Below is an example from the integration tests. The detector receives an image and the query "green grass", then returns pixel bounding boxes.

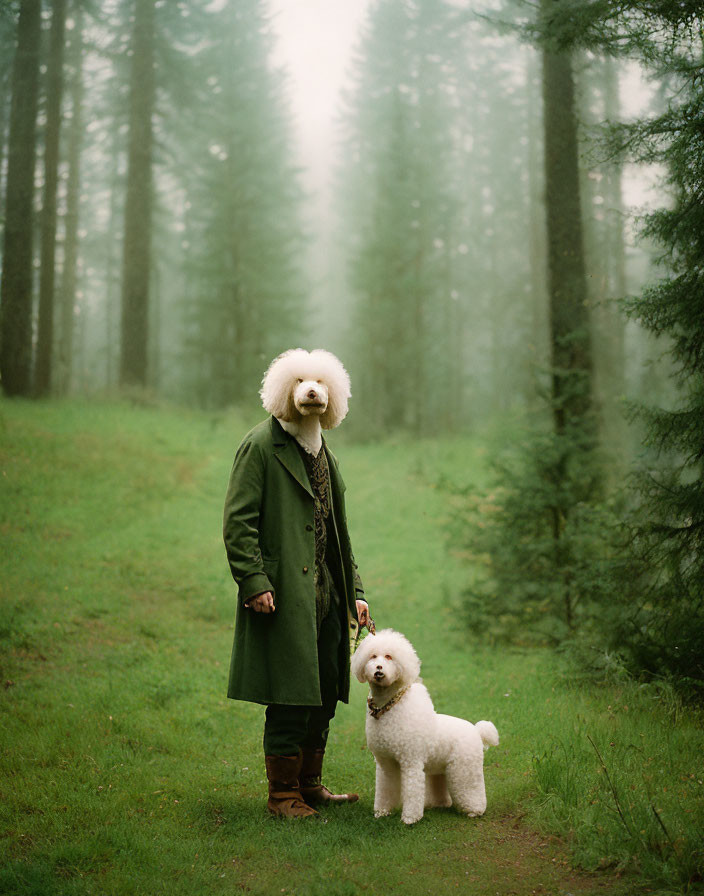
[531,675,704,891]
[0,398,702,895]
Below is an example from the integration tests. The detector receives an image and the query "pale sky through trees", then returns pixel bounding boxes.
[265,0,655,211]
[268,0,370,192]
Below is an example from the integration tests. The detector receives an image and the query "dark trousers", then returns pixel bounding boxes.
[263,602,342,756]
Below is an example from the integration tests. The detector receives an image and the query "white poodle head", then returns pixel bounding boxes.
[351,629,421,689]
[260,348,351,430]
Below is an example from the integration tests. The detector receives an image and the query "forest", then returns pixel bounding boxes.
[0,0,703,894]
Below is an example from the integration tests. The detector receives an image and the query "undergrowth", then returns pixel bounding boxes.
[531,676,704,893]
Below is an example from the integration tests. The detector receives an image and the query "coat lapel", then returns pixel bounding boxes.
[270,417,314,497]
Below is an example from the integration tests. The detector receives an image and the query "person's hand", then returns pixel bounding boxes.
[356,599,370,628]
[247,591,275,613]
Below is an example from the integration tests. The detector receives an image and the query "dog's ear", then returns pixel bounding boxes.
[281,391,298,423]
[311,350,350,429]
[390,634,421,684]
[260,349,305,420]
[350,638,371,683]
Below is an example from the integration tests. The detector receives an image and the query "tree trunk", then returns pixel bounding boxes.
[540,2,594,632]
[56,1,84,397]
[149,260,160,391]
[540,15,592,433]
[119,0,156,388]
[34,0,68,397]
[526,48,549,383]
[601,56,626,397]
[0,0,42,397]
[105,123,122,390]
[579,56,628,465]
[0,27,16,234]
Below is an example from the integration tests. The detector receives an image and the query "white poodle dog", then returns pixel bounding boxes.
[260,348,351,455]
[351,629,499,825]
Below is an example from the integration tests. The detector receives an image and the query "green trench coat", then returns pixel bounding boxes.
[223,416,364,706]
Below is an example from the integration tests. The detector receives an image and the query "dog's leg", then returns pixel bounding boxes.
[374,758,400,817]
[446,758,487,817]
[399,762,426,824]
[425,773,452,809]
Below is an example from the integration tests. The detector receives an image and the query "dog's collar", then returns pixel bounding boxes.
[367,685,410,720]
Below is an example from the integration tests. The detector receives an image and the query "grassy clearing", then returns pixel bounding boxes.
[0,399,701,895]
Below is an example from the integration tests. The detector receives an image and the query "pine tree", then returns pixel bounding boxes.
[0,5,18,230]
[453,0,612,639]
[56,1,85,397]
[34,0,68,397]
[170,0,306,407]
[119,0,156,389]
[606,5,704,690]
[540,0,593,437]
[515,0,704,687]
[0,0,42,397]
[339,0,554,433]
[573,54,629,469]
[340,0,468,433]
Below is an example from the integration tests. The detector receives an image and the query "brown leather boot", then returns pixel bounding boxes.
[265,754,319,818]
[300,748,359,806]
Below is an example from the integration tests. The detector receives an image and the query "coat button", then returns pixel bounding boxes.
[306,524,313,532]
[302,566,308,574]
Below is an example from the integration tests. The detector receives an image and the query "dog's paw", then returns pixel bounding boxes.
[401,812,423,825]
[374,808,392,818]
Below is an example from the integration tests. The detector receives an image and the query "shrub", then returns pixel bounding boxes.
[449,416,624,645]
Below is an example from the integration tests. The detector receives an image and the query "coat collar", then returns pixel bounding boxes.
[270,416,314,497]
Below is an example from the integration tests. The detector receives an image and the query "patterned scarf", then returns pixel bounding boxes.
[298,443,332,631]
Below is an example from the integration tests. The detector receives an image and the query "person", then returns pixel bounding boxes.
[223,349,371,818]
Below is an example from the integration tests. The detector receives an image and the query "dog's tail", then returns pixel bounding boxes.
[475,720,499,750]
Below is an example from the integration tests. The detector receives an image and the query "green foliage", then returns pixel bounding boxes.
[449,413,618,645]
[485,0,704,700]
[600,463,704,700]
[584,2,704,696]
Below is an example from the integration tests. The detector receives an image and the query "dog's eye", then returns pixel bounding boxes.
[370,654,377,660]
[295,378,302,384]
[385,655,392,660]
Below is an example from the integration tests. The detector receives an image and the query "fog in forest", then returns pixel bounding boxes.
[0,0,671,430]
[2,5,704,883]
[2,0,703,663]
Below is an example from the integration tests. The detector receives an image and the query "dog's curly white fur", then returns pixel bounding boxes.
[351,629,499,825]
[260,349,351,455]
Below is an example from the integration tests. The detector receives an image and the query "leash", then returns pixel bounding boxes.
[351,610,376,653]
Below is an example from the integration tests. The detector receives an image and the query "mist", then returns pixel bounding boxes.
[0,0,666,428]
[2,2,704,889]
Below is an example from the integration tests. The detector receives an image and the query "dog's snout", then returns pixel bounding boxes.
[307,389,317,400]
[376,664,383,671]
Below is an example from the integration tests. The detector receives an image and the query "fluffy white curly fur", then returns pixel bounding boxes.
[260,348,351,431]
[351,629,499,825]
